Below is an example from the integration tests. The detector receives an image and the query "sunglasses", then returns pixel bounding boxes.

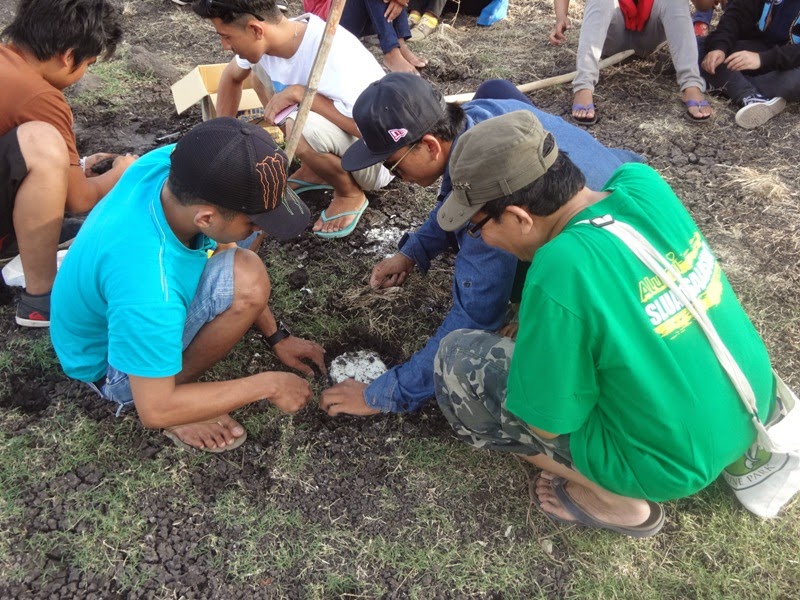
[383,142,418,174]
[205,0,265,21]
[466,213,492,238]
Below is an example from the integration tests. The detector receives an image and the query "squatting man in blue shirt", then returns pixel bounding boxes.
[50,119,326,452]
[319,73,641,416]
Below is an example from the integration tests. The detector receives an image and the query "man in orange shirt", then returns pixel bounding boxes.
[0,0,136,327]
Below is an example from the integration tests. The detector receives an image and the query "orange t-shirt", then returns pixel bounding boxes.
[0,44,80,166]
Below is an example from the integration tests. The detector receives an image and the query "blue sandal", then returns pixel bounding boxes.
[684,99,712,123]
[314,199,369,239]
[289,178,334,194]
[571,103,597,126]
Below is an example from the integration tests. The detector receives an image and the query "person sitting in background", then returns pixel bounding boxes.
[434,111,775,536]
[340,0,427,73]
[408,0,508,41]
[319,74,640,417]
[52,119,326,453]
[700,0,800,129]
[550,0,715,125]
[0,0,136,327]
[192,0,391,238]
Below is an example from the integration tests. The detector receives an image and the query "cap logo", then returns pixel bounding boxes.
[388,128,409,142]
[256,154,287,211]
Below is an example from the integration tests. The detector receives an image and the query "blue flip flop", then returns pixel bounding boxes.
[314,199,369,239]
[571,103,597,126]
[288,178,334,194]
[683,99,712,123]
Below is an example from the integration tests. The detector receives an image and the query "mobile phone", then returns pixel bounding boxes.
[273,104,298,126]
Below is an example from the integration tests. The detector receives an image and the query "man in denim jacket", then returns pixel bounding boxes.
[319,74,640,416]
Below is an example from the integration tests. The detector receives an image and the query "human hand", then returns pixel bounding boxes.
[262,371,313,414]
[83,152,118,176]
[112,153,138,172]
[498,322,519,340]
[701,50,726,74]
[369,253,415,289]
[264,86,302,124]
[273,335,327,376]
[725,50,761,72]
[384,0,406,22]
[549,18,570,46]
[319,379,381,417]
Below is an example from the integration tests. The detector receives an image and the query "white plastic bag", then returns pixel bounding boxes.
[1,250,67,287]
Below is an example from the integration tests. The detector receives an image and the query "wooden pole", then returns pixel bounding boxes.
[283,0,347,162]
[443,49,635,104]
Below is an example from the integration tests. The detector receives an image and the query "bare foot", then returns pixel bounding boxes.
[682,86,713,119]
[572,89,596,121]
[399,39,427,68]
[383,48,418,74]
[289,164,328,189]
[165,414,245,451]
[313,192,368,234]
[534,471,651,527]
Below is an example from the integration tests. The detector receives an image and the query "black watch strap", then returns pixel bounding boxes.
[265,321,291,347]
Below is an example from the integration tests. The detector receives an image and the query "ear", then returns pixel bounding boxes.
[249,19,266,39]
[503,205,535,233]
[60,49,76,70]
[419,134,444,161]
[193,207,216,230]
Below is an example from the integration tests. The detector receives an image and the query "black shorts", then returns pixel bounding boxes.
[1,127,28,255]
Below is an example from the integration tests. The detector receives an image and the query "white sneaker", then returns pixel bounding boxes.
[735,96,787,129]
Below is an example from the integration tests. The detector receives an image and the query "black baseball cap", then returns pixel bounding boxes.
[171,117,310,240]
[341,73,447,172]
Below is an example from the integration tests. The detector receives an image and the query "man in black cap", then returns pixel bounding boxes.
[51,118,326,452]
[320,74,639,417]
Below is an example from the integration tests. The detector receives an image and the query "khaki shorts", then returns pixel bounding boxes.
[297,111,393,191]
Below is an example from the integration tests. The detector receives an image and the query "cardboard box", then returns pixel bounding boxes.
[171,63,283,143]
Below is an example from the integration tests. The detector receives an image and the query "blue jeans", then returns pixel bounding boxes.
[340,0,411,55]
[88,247,239,415]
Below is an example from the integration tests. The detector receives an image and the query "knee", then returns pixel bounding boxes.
[434,329,473,381]
[16,122,69,169]
[231,249,270,313]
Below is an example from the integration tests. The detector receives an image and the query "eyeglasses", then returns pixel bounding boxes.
[466,213,492,238]
[205,0,265,21]
[383,143,418,175]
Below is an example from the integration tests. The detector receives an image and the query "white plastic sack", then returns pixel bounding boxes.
[1,250,67,287]
[723,373,800,518]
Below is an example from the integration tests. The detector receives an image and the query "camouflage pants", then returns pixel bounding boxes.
[434,329,573,467]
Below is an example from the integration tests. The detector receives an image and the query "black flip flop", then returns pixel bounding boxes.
[531,475,665,538]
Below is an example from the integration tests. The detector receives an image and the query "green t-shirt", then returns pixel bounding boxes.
[506,163,774,501]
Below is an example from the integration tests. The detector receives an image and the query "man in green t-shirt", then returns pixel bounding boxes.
[433,110,775,537]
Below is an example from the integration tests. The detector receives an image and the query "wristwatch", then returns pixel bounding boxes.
[265,321,291,347]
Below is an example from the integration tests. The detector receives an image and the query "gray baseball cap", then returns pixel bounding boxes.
[437,111,558,232]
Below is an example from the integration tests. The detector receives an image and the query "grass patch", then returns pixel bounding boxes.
[69,54,158,108]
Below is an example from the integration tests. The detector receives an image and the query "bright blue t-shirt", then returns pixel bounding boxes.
[51,145,215,382]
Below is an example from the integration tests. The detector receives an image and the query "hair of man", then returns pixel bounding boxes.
[2,0,122,67]
[423,102,466,143]
[191,0,282,25]
[481,143,587,220]
[166,170,240,221]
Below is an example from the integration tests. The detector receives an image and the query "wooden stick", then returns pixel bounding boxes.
[443,49,636,104]
[283,0,347,162]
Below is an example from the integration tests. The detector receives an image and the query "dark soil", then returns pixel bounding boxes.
[1,1,799,598]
